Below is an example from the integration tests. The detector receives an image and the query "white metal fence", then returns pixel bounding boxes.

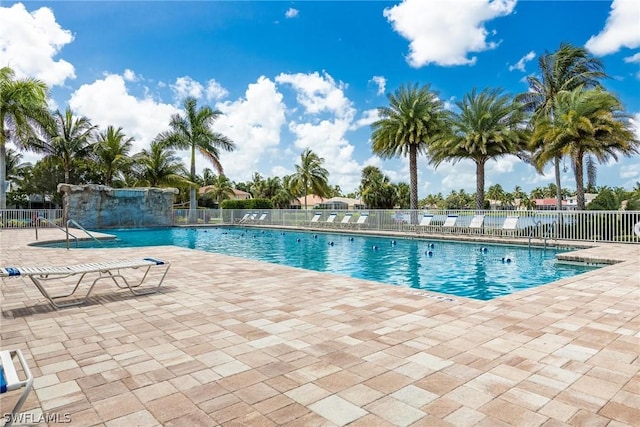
[173,208,640,244]
[3,208,639,244]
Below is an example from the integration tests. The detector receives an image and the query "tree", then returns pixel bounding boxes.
[156,97,234,216]
[359,166,396,209]
[531,87,638,210]
[395,182,410,209]
[133,141,192,187]
[94,126,133,186]
[0,66,51,208]
[371,83,448,215]
[204,174,235,204]
[44,108,98,184]
[272,175,299,209]
[291,148,330,209]
[517,43,606,210]
[430,88,528,210]
[486,184,505,208]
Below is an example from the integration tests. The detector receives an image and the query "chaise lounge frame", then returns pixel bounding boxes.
[0,258,171,309]
[0,348,34,427]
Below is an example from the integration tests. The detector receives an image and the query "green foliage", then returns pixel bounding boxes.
[220,198,274,209]
[587,187,620,210]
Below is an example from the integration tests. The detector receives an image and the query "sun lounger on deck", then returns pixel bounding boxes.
[353,213,369,229]
[442,215,458,232]
[339,213,353,228]
[0,258,171,309]
[0,348,34,427]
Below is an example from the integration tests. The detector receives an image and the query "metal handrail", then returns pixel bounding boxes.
[36,216,78,247]
[528,220,542,248]
[66,219,103,249]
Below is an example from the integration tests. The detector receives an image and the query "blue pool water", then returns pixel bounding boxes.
[44,227,598,300]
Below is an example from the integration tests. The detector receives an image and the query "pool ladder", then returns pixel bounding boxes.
[34,216,102,249]
[528,220,558,250]
[66,219,103,249]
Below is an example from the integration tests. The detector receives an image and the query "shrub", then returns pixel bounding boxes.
[220,199,274,209]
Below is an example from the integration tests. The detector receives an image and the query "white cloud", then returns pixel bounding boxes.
[213,76,286,181]
[123,69,137,82]
[170,76,204,101]
[436,160,476,192]
[352,109,379,130]
[275,71,355,119]
[285,8,299,18]
[68,73,179,155]
[205,79,229,101]
[383,0,517,67]
[508,50,535,72]
[0,3,75,86]
[631,112,640,141]
[585,0,640,56]
[624,52,640,63]
[486,156,520,174]
[370,76,386,95]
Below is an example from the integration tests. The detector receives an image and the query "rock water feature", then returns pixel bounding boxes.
[58,184,178,228]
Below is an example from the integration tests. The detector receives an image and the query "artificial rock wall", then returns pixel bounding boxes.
[58,184,178,228]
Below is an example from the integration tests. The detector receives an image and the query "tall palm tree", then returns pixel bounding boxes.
[272,174,299,209]
[133,141,192,187]
[517,43,606,210]
[44,108,98,184]
[94,126,133,186]
[371,83,448,216]
[430,88,528,210]
[531,87,638,210]
[156,97,234,217]
[291,148,330,209]
[0,66,51,208]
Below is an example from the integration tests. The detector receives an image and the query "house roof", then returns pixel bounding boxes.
[534,198,568,206]
[198,186,251,197]
[295,194,327,207]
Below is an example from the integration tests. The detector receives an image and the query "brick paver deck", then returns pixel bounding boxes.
[1,228,638,426]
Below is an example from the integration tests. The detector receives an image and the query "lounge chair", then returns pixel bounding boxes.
[416,214,434,233]
[442,215,458,232]
[353,213,369,229]
[0,258,171,309]
[502,216,520,236]
[257,213,267,222]
[468,214,485,233]
[0,349,34,427]
[306,212,322,227]
[339,213,353,228]
[322,213,337,227]
[237,213,250,224]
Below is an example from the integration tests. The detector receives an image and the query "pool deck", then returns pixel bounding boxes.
[1,228,638,426]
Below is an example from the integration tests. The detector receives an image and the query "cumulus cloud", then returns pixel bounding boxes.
[370,76,386,95]
[205,79,229,101]
[508,50,535,72]
[631,112,640,141]
[275,71,355,119]
[624,52,640,63]
[123,69,137,82]
[585,0,640,56]
[383,0,517,67]
[213,76,286,181]
[170,76,204,101]
[68,73,179,154]
[352,109,379,129]
[0,3,75,86]
[285,8,299,18]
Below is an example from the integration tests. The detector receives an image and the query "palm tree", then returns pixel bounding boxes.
[517,43,606,210]
[486,184,505,209]
[291,148,330,209]
[156,97,234,217]
[94,126,133,186]
[133,141,192,187]
[0,66,51,208]
[531,87,638,210]
[371,83,448,216]
[360,166,396,209]
[272,174,299,209]
[430,88,528,210]
[204,174,235,204]
[44,108,98,184]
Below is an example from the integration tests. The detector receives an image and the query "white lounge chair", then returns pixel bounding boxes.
[0,349,34,427]
[468,214,485,233]
[323,213,337,227]
[416,214,434,232]
[354,213,369,229]
[442,215,458,232]
[0,258,171,309]
[339,213,353,228]
[501,216,520,236]
[306,213,322,226]
[237,213,250,223]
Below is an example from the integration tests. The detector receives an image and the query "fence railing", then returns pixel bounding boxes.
[0,209,64,229]
[173,208,640,244]
[3,208,639,244]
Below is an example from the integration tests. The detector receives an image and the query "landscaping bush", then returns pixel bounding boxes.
[220,198,274,209]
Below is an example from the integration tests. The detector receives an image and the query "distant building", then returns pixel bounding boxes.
[316,197,366,210]
[198,187,252,200]
[292,194,328,210]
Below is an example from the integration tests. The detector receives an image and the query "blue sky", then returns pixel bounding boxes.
[1,0,639,197]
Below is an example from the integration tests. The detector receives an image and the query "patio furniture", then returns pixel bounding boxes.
[0,258,171,309]
[0,349,34,427]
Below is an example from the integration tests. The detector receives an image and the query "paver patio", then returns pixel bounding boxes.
[1,228,638,426]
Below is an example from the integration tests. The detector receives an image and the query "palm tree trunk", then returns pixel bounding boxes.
[475,159,485,210]
[0,141,6,209]
[574,151,585,210]
[554,156,563,210]
[189,145,197,223]
[409,145,418,224]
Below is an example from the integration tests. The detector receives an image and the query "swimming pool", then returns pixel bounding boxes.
[41,227,598,300]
